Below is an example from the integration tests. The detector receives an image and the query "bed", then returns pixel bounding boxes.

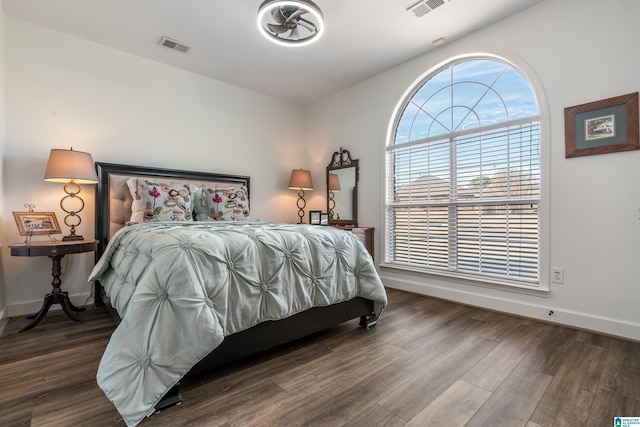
[89,162,387,427]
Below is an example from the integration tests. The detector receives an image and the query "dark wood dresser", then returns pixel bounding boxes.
[350,227,374,261]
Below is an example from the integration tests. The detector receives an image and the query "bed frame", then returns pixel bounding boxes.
[93,162,378,410]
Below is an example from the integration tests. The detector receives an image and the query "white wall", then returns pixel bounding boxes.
[0,2,7,335]
[1,18,308,316]
[306,0,640,340]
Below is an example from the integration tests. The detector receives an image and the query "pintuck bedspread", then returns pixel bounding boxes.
[89,221,387,427]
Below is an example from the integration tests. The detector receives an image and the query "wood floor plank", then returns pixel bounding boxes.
[378,334,497,420]
[465,366,552,427]
[599,348,640,399]
[528,364,597,426]
[518,323,577,376]
[527,338,607,426]
[404,379,491,426]
[293,364,413,427]
[30,385,118,427]
[462,321,540,392]
[342,403,407,427]
[232,374,360,427]
[586,388,640,427]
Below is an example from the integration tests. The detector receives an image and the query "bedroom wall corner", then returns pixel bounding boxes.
[0,1,8,336]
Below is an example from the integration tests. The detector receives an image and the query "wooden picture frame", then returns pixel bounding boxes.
[13,211,62,236]
[564,92,639,158]
[309,210,321,225]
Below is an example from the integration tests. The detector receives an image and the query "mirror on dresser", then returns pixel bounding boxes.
[326,147,359,228]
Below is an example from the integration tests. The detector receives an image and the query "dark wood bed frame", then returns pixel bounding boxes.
[93,162,378,411]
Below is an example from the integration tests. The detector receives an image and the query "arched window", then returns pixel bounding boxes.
[385,57,541,286]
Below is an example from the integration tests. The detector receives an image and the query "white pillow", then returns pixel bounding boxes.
[127,178,196,223]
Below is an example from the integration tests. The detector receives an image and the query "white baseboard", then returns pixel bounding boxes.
[381,273,640,342]
[7,292,94,318]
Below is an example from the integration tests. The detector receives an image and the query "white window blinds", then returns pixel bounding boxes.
[385,58,541,286]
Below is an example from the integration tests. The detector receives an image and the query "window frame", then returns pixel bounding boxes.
[382,54,550,292]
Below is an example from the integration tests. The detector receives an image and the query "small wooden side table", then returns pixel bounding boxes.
[9,239,98,332]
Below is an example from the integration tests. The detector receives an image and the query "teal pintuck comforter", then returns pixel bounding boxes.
[89,221,387,426]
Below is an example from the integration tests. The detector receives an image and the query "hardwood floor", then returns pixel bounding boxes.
[1,287,639,426]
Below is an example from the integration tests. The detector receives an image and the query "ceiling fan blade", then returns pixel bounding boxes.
[289,27,300,40]
[280,5,299,15]
[286,9,306,22]
[271,7,286,24]
[267,23,290,34]
[297,18,317,32]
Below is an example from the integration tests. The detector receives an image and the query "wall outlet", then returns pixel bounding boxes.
[551,267,564,284]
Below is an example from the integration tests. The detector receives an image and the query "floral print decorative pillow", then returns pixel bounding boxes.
[127,178,196,223]
[194,185,250,221]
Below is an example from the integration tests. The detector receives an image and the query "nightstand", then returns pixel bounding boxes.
[9,239,98,332]
[350,227,374,261]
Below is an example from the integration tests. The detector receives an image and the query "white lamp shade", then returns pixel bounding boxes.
[288,169,313,190]
[44,148,98,184]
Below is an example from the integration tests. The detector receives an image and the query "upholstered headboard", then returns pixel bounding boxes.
[95,162,250,259]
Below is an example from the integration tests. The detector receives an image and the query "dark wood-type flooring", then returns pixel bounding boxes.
[1,288,639,426]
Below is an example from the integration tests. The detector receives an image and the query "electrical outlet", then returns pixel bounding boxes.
[551,267,564,284]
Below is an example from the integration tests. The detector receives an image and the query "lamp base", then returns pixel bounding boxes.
[296,189,307,224]
[62,234,85,241]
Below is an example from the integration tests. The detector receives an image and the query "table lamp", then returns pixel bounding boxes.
[44,148,98,241]
[288,169,313,224]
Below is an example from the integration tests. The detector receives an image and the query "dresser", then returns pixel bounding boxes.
[338,227,374,261]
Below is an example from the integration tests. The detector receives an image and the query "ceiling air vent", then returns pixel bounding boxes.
[407,0,446,18]
[159,36,190,53]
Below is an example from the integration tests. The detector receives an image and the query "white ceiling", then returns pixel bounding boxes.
[2,0,543,105]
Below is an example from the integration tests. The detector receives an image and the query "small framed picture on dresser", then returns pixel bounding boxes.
[309,210,321,225]
[13,211,62,236]
[320,213,330,225]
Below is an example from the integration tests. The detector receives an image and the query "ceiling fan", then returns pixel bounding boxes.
[257,0,324,47]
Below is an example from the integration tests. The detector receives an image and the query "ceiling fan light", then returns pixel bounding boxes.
[257,0,324,47]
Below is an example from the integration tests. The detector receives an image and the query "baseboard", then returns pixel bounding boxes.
[381,273,640,342]
[7,292,94,318]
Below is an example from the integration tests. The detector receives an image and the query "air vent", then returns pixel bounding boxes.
[159,36,190,53]
[407,0,446,18]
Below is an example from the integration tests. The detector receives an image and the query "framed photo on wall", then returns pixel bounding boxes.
[309,210,321,225]
[564,92,639,158]
[13,211,62,236]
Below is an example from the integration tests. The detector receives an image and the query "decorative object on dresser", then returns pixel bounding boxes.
[309,209,321,225]
[92,162,386,426]
[44,148,98,240]
[9,239,98,332]
[320,212,330,225]
[12,204,61,243]
[288,168,313,223]
[326,147,359,227]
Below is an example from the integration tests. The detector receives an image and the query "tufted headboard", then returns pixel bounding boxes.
[95,162,250,259]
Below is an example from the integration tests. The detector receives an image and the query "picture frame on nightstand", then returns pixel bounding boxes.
[320,213,330,225]
[309,210,321,225]
[13,211,62,236]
